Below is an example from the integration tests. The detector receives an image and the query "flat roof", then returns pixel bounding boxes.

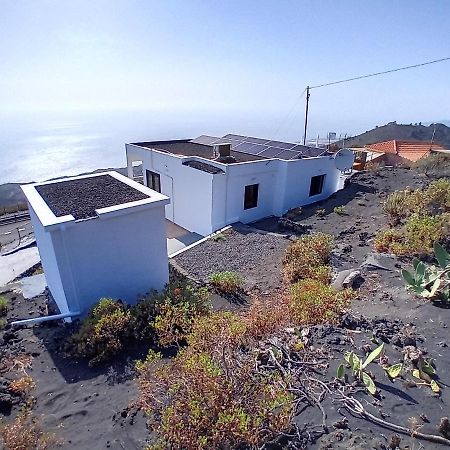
[131,139,267,163]
[131,135,328,162]
[36,174,149,220]
[22,171,170,229]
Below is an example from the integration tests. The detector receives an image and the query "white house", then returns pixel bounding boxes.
[21,171,169,318]
[126,134,354,236]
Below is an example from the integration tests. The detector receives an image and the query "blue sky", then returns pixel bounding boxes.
[1,0,450,138]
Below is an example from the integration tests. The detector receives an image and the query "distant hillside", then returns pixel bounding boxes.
[341,122,450,149]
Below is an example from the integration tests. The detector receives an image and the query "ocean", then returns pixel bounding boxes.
[1,108,269,185]
[0,109,207,185]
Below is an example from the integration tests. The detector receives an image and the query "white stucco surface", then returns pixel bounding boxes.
[22,171,170,317]
[126,143,352,236]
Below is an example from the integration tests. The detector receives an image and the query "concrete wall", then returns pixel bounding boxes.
[279,156,341,213]
[28,207,71,315]
[214,160,279,226]
[58,206,168,315]
[127,144,215,236]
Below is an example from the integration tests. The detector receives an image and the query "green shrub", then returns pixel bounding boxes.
[136,319,293,449]
[210,233,226,242]
[333,206,347,215]
[383,180,450,223]
[375,214,450,256]
[0,411,60,450]
[374,229,406,254]
[315,208,326,217]
[67,283,211,361]
[209,271,243,294]
[404,213,450,255]
[0,319,6,330]
[282,232,334,284]
[383,190,415,221]
[0,297,8,317]
[414,153,450,177]
[288,278,355,325]
[423,178,450,212]
[67,298,133,366]
[152,282,211,347]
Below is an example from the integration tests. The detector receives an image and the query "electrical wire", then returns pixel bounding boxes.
[310,56,450,89]
[272,88,307,139]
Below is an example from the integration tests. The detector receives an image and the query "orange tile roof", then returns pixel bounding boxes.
[366,140,446,162]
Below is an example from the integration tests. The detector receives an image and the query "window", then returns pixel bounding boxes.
[244,184,259,210]
[309,174,325,197]
[146,170,161,193]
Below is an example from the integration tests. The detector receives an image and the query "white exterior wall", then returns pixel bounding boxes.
[215,160,280,226]
[57,206,168,315]
[28,207,71,315]
[127,144,215,236]
[278,156,341,214]
[126,144,349,235]
[22,171,169,317]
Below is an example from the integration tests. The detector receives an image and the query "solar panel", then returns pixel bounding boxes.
[213,138,242,146]
[218,133,326,160]
[275,150,301,160]
[244,137,270,145]
[234,142,266,155]
[222,134,247,141]
[190,135,220,145]
[259,147,285,158]
[291,145,327,157]
[265,140,297,150]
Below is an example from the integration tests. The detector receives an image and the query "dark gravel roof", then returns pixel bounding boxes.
[182,160,225,174]
[132,139,266,163]
[36,174,149,220]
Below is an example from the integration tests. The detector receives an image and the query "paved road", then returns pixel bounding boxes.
[0,219,34,248]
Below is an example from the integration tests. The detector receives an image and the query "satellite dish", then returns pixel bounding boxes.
[333,148,354,171]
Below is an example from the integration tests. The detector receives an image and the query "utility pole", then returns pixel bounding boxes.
[302,86,310,145]
[430,124,436,150]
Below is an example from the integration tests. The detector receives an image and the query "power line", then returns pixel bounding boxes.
[310,56,450,89]
[272,88,307,139]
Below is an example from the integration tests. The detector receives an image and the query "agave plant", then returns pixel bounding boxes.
[402,243,450,301]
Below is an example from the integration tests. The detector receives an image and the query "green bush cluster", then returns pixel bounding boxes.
[67,281,211,365]
[282,232,334,284]
[0,297,8,317]
[375,213,450,256]
[67,299,133,366]
[209,271,243,294]
[414,153,450,177]
[383,179,450,222]
[137,310,293,450]
[376,180,450,256]
[288,278,355,325]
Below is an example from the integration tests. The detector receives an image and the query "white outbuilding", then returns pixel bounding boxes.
[21,171,169,318]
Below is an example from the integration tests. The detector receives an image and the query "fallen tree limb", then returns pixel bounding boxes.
[339,394,450,447]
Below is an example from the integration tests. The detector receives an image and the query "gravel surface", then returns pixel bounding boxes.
[36,174,148,220]
[174,225,290,295]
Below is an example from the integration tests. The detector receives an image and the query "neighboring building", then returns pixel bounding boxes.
[22,171,169,318]
[126,134,354,236]
[363,140,448,166]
